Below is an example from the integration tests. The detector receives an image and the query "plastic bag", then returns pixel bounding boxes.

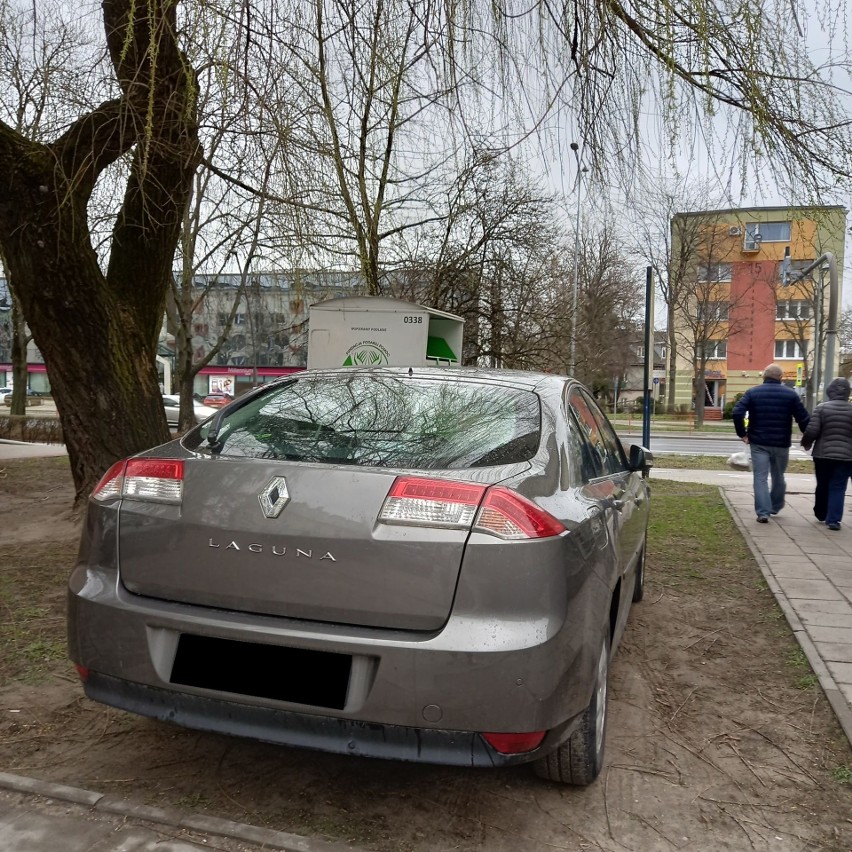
[726,445,752,470]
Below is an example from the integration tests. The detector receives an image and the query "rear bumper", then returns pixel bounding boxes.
[83,671,577,767]
[68,558,608,764]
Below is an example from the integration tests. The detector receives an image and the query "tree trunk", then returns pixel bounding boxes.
[0,0,200,506]
[693,365,707,428]
[178,366,196,433]
[4,238,171,504]
[666,303,677,411]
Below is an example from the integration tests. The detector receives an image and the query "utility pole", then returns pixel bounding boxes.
[642,267,654,450]
[569,143,587,376]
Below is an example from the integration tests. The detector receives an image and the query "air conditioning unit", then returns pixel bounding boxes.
[728,226,742,237]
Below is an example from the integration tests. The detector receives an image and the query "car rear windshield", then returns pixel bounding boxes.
[189,374,541,468]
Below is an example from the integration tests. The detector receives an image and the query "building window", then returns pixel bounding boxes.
[745,221,791,248]
[697,263,732,282]
[234,313,246,325]
[774,340,805,359]
[697,340,727,359]
[698,301,729,321]
[776,300,811,320]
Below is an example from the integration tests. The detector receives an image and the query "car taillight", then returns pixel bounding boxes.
[474,487,566,540]
[378,476,487,529]
[92,460,126,502]
[378,477,564,540]
[91,458,184,504]
[482,731,546,754]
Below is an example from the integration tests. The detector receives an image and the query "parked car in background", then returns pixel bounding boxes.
[69,368,652,786]
[161,395,217,428]
[1,386,51,399]
[202,393,233,408]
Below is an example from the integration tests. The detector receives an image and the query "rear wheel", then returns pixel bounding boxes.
[632,545,646,602]
[534,633,610,785]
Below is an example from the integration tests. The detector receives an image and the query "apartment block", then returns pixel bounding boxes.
[670,205,846,414]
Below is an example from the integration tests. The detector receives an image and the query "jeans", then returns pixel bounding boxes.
[813,458,852,525]
[750,444,789,518]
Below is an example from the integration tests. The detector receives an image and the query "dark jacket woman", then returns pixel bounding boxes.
[801,377,852,529]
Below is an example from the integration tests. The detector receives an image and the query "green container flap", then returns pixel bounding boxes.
[426,336,457,362]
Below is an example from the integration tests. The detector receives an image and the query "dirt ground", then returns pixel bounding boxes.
[1,457,851,852]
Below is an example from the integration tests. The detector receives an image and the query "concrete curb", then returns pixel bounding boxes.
[0,772,365,852]
[719,489,852,747]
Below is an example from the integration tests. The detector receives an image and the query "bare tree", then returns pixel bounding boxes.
[668,219,749,427]
[236,0,464,294]
[0,0,200,504]
[838,307,852,378]
[391,155,573,369]
[0,1,94,416]
[626,180,727,410]
[571,224,643,395]
[773,266,817,407]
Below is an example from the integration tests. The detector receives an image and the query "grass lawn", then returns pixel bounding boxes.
[652,453,814,474]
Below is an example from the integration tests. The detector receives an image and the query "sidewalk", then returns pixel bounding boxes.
[0,438,67,458]
[652,467,852,746]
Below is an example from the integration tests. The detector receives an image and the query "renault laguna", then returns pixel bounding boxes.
[68,367,652,785]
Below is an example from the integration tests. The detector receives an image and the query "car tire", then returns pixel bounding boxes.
[534,632,610,786]
[632,545,646,603]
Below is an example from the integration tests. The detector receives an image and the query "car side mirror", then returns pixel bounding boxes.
[628,444,654,478]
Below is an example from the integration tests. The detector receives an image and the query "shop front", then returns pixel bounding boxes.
[195,366,303,398]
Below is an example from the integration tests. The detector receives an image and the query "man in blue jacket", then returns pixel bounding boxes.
[733,364,810,522]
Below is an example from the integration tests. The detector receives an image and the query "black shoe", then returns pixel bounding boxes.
[827,522,841,531]
[757,516,769,523]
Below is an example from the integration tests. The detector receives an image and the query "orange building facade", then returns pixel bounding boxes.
[671,205,846,412]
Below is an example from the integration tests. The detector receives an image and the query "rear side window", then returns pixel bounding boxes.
[581,390,628,475]
[190,375,541,468]
[566,387,627,479]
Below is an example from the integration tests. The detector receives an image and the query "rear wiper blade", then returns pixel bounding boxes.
[207,379,296,455]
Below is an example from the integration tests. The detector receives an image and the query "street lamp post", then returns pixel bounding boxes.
[569,143,587,377]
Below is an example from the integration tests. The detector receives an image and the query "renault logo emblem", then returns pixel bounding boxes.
[258,476,290,519]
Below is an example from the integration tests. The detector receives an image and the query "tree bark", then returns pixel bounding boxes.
[0,0,201,506]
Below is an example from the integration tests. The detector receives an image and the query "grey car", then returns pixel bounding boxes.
[68,368,652,785]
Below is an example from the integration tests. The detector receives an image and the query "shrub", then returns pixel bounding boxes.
[0,415,64,444]
[724,393,744,420]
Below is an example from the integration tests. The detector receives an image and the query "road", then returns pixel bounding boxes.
[617,430,812,459]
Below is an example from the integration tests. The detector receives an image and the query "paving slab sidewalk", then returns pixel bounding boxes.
[653,466,852,746]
